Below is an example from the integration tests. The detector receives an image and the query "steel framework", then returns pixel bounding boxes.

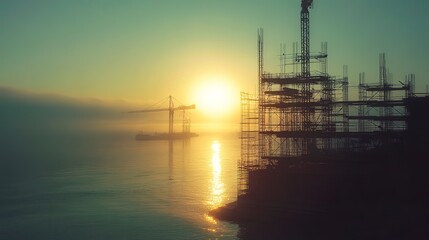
[237,1,415,198]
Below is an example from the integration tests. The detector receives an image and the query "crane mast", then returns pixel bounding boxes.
[301,0,313,137]
[301,0,312,78]
[128,96,195,137]
[169,96,174,135]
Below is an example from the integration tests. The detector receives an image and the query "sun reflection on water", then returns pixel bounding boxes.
[205,140,225,232]
[210,141,224,207]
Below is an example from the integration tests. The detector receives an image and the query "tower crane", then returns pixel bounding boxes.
[301,0,314,147]
[128,96,197,140]
[301,0,313,78]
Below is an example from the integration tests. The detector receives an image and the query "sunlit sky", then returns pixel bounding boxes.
[1,0,428,122]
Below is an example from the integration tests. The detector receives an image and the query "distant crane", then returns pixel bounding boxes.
[128,96,197,140]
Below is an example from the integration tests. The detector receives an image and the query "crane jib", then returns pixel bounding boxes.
[127,97,196,138]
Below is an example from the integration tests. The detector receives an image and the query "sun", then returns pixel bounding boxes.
[194,76,237,118]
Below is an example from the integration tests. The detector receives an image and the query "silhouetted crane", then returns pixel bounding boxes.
[128,96,196,140]
[301,0,313,78]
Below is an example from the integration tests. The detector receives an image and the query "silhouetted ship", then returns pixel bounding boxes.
[135,132,198,141]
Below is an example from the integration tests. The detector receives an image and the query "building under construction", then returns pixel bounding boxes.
[239,0,418,198]
[212,0,429,237]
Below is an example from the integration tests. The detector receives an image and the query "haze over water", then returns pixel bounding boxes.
[0,89,239,239]
[2,1,428,239]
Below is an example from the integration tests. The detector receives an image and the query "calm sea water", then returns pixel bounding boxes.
[0,129,240,239]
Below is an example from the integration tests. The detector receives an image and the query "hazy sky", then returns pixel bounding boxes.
[1,0,428,114]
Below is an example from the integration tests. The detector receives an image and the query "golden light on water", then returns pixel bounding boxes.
[210,141,224,207]
[204,214,218,225]
[205,140,225,231]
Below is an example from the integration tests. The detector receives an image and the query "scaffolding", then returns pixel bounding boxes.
[238,2,415,198]
[238,92,259,196]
